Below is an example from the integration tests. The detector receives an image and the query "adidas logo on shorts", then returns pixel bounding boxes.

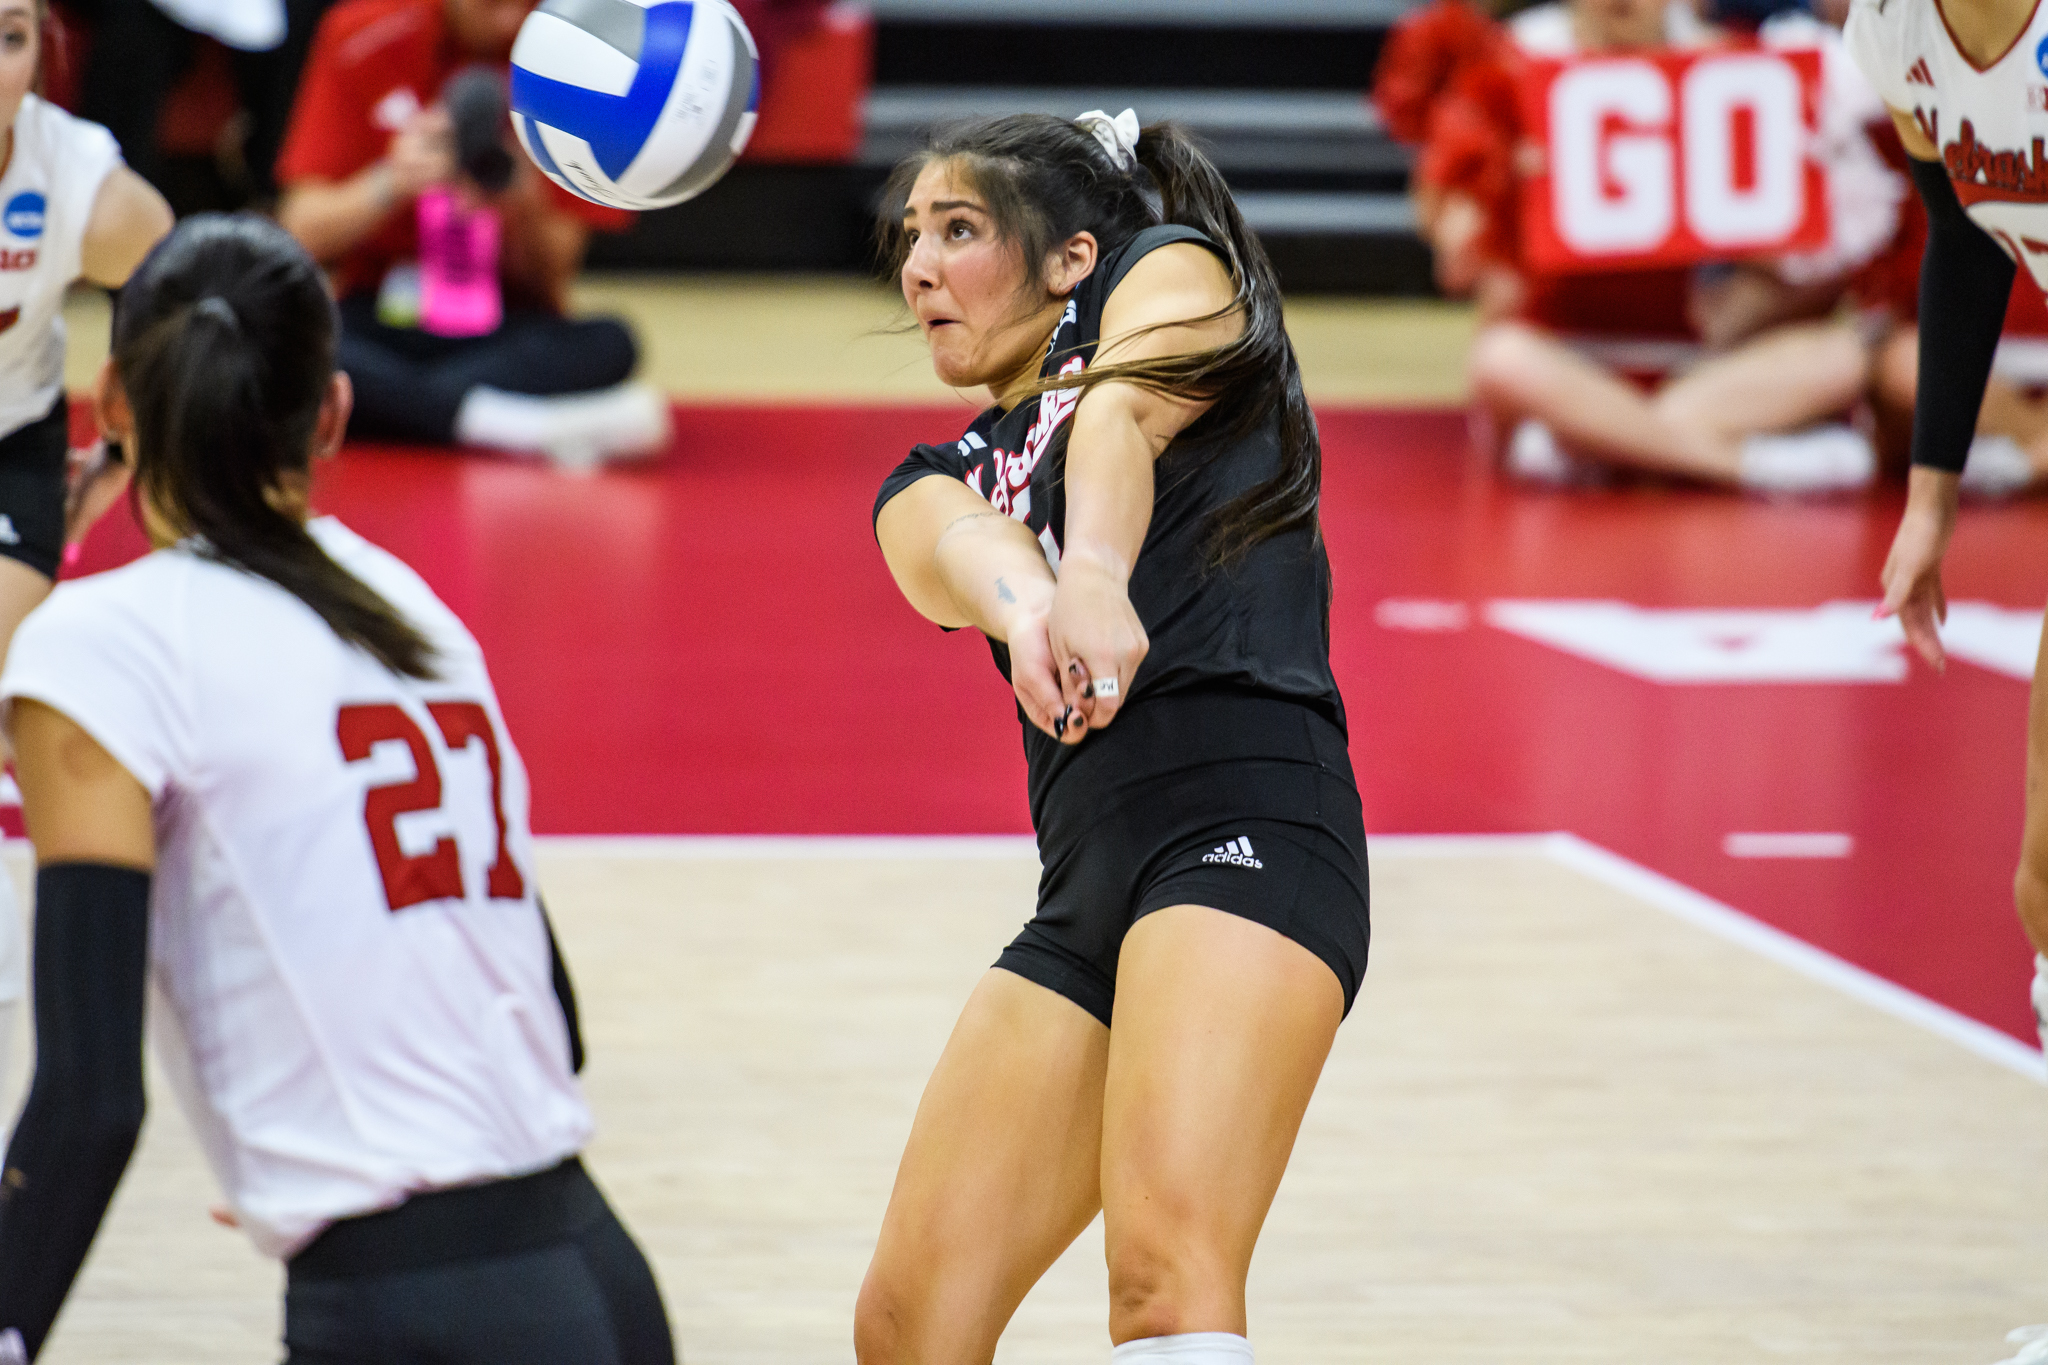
[1202,836,1263,869]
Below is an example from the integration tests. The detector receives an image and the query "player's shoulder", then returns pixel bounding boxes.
[15,550,194,663]
[13,94,119,172]
[313,0,439,70]
[1844,0,1925,64]
[307,518,481,660]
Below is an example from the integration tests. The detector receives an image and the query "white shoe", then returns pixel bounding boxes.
[1961,434,2037,499]
[1505,420,1584,484]
[454,382,672,471]
[1993,1324,2048,1365]
[1737,424,1874,494]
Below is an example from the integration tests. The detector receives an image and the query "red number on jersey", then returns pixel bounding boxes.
[426,701,525,901]
[336,701,524,912]
[336,704,465,911]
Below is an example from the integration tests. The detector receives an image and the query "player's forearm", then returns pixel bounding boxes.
[0,865,150,1361]
[1061,389,1158,587]
[1907,156,2014,474]
[276,164,403,268]
[931,513,1058,642]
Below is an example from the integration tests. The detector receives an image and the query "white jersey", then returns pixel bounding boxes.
[0,95,120,440]
[1848,0,2048,291]
[0,519,592,1259]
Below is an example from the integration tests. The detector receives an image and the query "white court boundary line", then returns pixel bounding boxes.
[531,831,2046,1081]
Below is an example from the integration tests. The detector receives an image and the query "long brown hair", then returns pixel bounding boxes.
[879,114,1320,566]
[114,214,439,679]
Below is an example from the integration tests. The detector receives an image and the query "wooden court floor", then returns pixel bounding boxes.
[19,841,2047,1365]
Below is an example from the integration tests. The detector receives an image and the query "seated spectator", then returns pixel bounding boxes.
[275,0,668,466]
[1424,0,1903,491]
[1373,0,1508,264]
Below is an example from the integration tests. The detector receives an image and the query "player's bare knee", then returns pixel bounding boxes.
[2015,849,2048,950]
[1105,1226,1230,1340]
[852,1272,914,1365]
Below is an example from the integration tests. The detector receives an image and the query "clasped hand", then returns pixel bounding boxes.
[1007,558,1148,746]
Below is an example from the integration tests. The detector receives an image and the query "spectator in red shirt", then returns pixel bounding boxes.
[276,0,668,465]
[1423,0,1902,491]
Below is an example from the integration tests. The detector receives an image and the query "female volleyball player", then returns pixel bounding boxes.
[0,215,672,1364]
[862,112,1368,1365]
[1844,0,2048,1352]
[1843,0,2048,1008]
[0,0,170,1101]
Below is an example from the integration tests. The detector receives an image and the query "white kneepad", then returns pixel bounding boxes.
[1112,1335,1254,1365]
[2032,954,2048,1068]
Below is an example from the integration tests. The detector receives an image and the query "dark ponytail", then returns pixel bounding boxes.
[115,215,438,679]
[878,115,1320,566]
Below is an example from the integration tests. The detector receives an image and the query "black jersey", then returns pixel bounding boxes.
[874,223,1345,799]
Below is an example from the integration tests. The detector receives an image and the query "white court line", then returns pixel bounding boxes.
[525,831,2048,1081]
[1538,832,2045,1081]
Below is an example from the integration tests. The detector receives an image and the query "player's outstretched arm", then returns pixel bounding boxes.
[77,167,172,291]
[1880,107,2013,669]
[0,701,156,1361]
[876,474,1069,738]
[1052,243,1243,733]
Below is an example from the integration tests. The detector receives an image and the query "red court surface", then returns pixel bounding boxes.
[64,404,2048,1043]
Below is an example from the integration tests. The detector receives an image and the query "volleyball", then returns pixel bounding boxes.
[508,0,758,211]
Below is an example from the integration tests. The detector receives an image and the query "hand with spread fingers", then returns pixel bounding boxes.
[1880,466,1959,672]
[1046,555,1147,743]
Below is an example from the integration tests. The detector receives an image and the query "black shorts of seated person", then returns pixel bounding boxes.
[0,395,73,581]
[996,689,1371,1028]
[335,294,639,446]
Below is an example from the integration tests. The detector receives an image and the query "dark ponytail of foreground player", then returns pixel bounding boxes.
[113,213,437,679]
[879,114,1319,566]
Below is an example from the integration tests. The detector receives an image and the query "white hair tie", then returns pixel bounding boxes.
[1076,108,1141,171]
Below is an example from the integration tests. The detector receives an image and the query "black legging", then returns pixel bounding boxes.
[336,293,639,445]
[282,1161,674,1365]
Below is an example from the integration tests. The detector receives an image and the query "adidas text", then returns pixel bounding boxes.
[1201,836,1263,869]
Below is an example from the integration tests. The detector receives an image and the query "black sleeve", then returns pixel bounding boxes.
[0,864,151,1361]
[873,442,972,536]
[1908,155,2018,474]
[538,901,584,1075]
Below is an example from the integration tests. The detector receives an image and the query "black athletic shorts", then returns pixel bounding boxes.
[998,689,1370,1027]
[283,1157,674,1365]
[0,395,70,581]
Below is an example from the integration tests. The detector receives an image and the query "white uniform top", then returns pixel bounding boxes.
[0,519,592,1259]
[1513,3,1902,283]
[0,94,120,441]
[1848,0,2048,291]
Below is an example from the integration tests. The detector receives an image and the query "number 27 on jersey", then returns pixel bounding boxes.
[337,701,526,913]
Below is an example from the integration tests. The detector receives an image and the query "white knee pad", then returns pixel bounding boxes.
[1112,1335,1254,1365]
[2032,954,2048,1068]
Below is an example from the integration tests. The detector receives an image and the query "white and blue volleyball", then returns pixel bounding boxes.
[509,0,758,210]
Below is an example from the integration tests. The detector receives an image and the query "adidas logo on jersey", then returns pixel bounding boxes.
[1905,57,1935,86]
[1202,836,1263,869]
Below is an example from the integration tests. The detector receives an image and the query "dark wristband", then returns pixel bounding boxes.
[1908,155,2016,474]
[0,863,151,1360]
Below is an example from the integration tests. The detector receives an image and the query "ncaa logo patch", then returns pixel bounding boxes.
[2,192,42,240]
[2037,30,2048,78]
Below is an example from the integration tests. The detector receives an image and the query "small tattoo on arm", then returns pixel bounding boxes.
[995,577,1017,604]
